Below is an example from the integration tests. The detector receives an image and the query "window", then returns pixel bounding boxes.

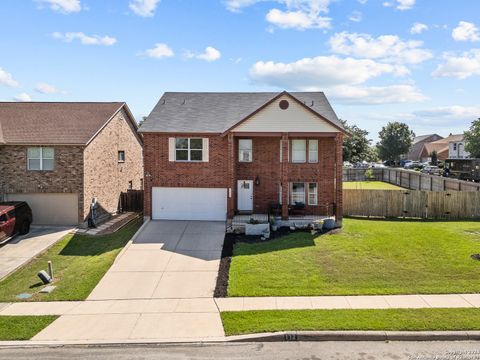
[291,182,305,204]
[308,140,318,163]
[239,139,252,162]
[453,143,457,151]
[128,180,133,190]
[291,140,306,163]
[118,151,125,163]
[140,178,144,190]
[279,184,282,204]
[27,147,54,171]
[308,183,318,205]
[175,138,203,161]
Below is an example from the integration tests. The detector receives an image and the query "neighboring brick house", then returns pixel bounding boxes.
[419,134,465,162]
[139,91,346,225]
[0,102,143,226]
[407,134,443,161]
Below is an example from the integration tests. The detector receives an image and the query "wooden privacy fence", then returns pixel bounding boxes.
[343,189,480,219]
[119,190,144,212]
[343,168,480,192]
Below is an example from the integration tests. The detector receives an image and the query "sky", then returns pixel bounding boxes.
[0,0,480,142]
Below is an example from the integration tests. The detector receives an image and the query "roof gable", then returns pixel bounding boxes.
[0,102,125,145]
[229,93,343,133]
[139,91,343,134]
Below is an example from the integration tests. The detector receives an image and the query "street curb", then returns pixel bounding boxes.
[226,330,480,342]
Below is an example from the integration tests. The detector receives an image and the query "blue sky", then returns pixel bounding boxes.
[1,0,480,141]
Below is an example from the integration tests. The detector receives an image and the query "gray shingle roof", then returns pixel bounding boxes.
[139,92,343,133]
[0,102,125,145]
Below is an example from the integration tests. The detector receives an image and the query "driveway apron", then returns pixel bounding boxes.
[33,220,226,342]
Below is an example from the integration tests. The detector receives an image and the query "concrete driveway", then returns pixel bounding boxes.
[0,226,72,280]
[34,220,226,342]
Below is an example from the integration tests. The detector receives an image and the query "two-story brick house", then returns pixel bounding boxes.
[0,102,143,226]
[140,91,346,225]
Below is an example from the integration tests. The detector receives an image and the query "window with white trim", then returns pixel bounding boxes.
[291,182,305,204]
[308,183,318,205]
[27,147,54,171]
[279,184,282,204]
[118,150,125,163]
[238,139,252,162]
[175,138,203,161]
[291,140,306,163]
[308,140,318,163]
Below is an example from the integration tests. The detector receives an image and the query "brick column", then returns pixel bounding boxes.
[281,133,289,220]
[227,133,236,218]
[335,133,343,226]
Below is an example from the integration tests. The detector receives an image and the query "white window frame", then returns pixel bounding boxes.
[291,182,305,204]
[175,138,203,162]
[118,150,125,163]
[291,140,306,163]
[308,139,318,163]
[238,139,253,162]
[27,147,54,171]
[308,183,318,205]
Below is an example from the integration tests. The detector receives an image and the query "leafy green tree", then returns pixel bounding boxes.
[377,122,415,162]
[365,146,380,163]
[341,120,371,163]
[464,118,480,158]
[430,150,438,165]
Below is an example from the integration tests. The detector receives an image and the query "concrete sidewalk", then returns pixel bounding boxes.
[2,293,480,317]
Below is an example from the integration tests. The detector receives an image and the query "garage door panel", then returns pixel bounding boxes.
[5,193,78,226]
[152,187,227,221]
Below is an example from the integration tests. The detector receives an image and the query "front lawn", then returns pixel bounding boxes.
[343,181,404,190]
[0,220,141,302]
[221,308,480,336]
[0,316,58,340]
[228,219,480,296]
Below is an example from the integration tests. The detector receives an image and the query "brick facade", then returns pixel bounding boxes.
[0,107,143,225]
[83,108,144,221]
[143,133,343,222]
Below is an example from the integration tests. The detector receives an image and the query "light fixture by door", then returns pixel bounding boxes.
[255,176,260,186]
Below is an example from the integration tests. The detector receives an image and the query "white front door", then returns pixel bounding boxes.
[237,180,253,212]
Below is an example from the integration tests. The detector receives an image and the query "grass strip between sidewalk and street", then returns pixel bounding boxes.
[0,219,142,302]
[221,308,480,336]
[0,316,58,340]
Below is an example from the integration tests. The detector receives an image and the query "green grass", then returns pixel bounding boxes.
[0,316,58,340]
[343,181,404,190]
[221,308,480,336]
[228,218,480,296]
[0,220,141,302]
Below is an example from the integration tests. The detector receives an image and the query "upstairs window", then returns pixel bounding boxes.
[118,151,125,163]
[239,139,253,162]
[27,147,54,171]
[291,140,306,163]
[308,140,318,163]
[175,138,203,161]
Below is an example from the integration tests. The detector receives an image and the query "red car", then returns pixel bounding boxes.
[0,202,33,244]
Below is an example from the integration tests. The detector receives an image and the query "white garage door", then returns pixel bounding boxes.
[152,187,227,221]
[5,193,79,226]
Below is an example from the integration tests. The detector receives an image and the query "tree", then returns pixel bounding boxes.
[341,120,371,163]
[430,150,438,165]
[377,122,415,162]
[364,145,380,163]
[464,118,480,158]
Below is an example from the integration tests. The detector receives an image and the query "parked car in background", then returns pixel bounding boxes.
[372,163,386,168]
[405,161,422,169]
[421,165,442,176]
[0,202,32,244]
[343,161,353,169]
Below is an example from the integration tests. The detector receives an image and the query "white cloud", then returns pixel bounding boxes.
[329,32,433,64]
[327,84,427,105]
[383,0,415,10]
[410,22,428,34]
[249,55,408,89]
[35,82,65,94]
[452,21,480,42]
[432,49,480,79]
[143,43,174,59]
[225,0,332,30]
[196,47,222,62]
[129,0,160,17]
[37,0,81,13]
[348,11,362,23]
[52,32,117,46]
[0,68,19,87]
[14,93,32,102]
[357,0,368,4]
[413,106,480,122]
